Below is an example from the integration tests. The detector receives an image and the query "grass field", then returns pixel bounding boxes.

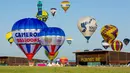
[0,66,130,73]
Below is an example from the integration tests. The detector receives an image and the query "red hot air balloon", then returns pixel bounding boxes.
[12,18,48,60]
[111,40,123,52]
[39,27,65,56]
[60,57,68,65]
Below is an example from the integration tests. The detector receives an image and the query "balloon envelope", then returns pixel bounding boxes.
[61,1,70,12]
[50,8,57,16]
[39,27,65,56]
[37,0,42,16]
[45,50,59,61]
[12,18,48,60]
[123,38,130,46]
[6,31,14,44]
[101,40,110,49]
[66,37,73,45]
[101,24,118,44]
[36,10,49,22]
[77,16,97,43]
[111,40,123,52]
[60,57,68,64]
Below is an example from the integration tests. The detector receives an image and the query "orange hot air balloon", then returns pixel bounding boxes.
[111,40,123,52]
[60,57,68,64]
[101,24,118,44]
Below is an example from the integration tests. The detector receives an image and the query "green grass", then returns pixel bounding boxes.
[0,66,130,73]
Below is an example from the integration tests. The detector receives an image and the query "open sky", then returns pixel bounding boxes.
[0,0,130,60]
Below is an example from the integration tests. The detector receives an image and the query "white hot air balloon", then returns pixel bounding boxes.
[101,40,110,49]
[50,8,57,16]
[77,16,97,43]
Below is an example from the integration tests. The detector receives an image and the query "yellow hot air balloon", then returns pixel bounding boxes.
[36,10,49,22]
[45,50,59,62]
[61,1,70,12]
[101,24,118,44]
[66,37,73,45]
[111,40,123,52]
[5,31,14,44]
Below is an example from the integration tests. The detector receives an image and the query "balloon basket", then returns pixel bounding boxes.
[28,60,34,67]
[87,40,89,43]
[10,44,12,46]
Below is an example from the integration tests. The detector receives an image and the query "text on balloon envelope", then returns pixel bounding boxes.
[15,32,38,37]
[16,38,39,43]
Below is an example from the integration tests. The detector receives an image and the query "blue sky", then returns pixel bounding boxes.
[0,0,130,60]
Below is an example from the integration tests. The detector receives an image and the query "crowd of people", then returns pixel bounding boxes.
[30,61,70,67]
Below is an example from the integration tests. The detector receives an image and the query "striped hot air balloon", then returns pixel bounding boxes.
[111,40,123,52]
[61,1,70,12]
[101,24,118,44]
[45,50,59,62]
[12,18,48,60]
[39,27,65,56]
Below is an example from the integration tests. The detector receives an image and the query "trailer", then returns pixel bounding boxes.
[73,50,130,66]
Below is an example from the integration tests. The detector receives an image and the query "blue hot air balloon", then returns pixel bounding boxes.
[12,18,48,60]
[39,27,65,56]
[123,38,130,46]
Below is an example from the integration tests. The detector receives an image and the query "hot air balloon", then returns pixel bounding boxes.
[123,38,130,46]
[101,40,110,49]
[60,57,68,65]
[66,37,73,45]
[61,1,70,12]
[39,27,65,56]
[36,10,49,22]
[45,50,59,62]
[111,40,123,52]
[37,0,42,16]
[12,18,48,60]
[6,31,14,44]
[77,16,97,43]
[101,24,118,44]
[50,8,57,16]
